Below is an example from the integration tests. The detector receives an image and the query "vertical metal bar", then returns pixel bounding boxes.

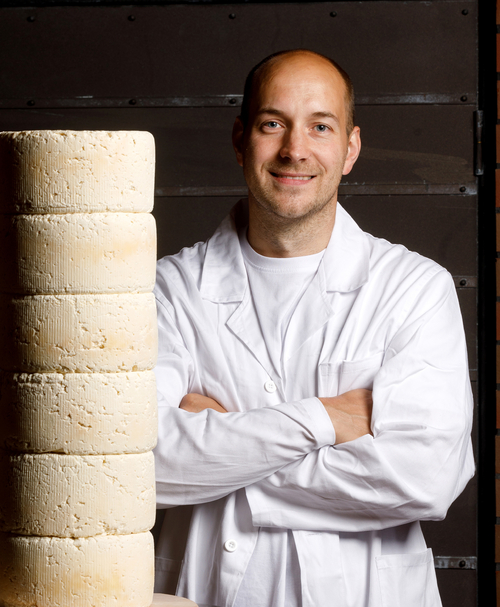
[475,110,484,176]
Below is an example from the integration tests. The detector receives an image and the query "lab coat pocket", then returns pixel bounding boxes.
[338,351,384,394]
[318,362,341,398]
[375,548,442,607]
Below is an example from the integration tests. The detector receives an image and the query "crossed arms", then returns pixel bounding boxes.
[179,389,373,446]
[154,268,475,532]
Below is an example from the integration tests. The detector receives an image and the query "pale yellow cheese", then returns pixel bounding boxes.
[0,213,156,294]
[0,130,155,214]
[0,531,154,607]
[0,130,158,604]
[0,452,155,537]
[0,371,157,454]
[0,293,157,373]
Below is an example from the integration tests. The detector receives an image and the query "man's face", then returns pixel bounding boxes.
[233,53,360,222]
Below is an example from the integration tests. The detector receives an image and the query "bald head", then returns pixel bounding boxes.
[240,49,355,135]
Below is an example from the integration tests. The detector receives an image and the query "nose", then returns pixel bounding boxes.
[279,127,310,163]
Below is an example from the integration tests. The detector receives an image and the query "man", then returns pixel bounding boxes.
[153,49,474,607]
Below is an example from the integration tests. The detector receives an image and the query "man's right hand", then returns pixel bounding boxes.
[180,393,228,414]
[319,389,373,445]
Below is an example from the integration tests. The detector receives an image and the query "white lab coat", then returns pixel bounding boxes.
[153,200,474,607]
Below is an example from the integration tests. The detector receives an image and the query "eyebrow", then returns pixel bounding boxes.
[311,111,340,125]
[257,108,340,125]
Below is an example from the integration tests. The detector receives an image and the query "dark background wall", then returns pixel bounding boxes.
[0,1,493,604]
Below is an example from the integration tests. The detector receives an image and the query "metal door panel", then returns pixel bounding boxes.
[354,105,475,191]
[422,481,477,557]
[457,286,478,375]
[457,289,478,372]
[154,196,238,259]
[0,2,476,102]
[435,571,477,607]
[342,196,476,277]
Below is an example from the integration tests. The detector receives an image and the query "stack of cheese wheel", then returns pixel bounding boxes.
[0,130,158,607]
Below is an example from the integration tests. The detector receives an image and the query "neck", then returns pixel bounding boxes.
[247,197,337,258]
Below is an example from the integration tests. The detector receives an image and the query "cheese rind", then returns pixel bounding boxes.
[0,371,157,454]
[0,213,156,294]
[0,452,155,537]
[0,130,155,214]
[0,531,154,607]
[0,293,157,373]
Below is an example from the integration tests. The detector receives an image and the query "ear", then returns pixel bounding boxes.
[342,126,361,176]
[232,116,245,167]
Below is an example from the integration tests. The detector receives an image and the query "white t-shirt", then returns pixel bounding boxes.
[239,232,325,389]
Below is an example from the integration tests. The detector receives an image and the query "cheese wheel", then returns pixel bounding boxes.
[0,531,154,607]
[0,130,155,214]
[0,293,157,373]
[0,371,157,454]
[0,213,156,294]
[0,452,155,537]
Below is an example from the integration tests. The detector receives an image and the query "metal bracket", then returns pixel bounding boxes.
[434,556,477,570]
[474,110,484,176]
[154,184,477,198]
[453,276,477,289]
[0,93,479,110]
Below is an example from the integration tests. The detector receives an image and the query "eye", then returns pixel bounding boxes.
[263,121,281,130]
[314,124,330,133]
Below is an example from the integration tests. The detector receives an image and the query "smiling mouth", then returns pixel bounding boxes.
[270,172,315,181]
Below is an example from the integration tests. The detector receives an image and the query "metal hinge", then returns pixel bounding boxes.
[434,556,477,570]
[474,110,484,176]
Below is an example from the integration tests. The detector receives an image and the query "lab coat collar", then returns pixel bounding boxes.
[323,203,370,293]
[199,201,249,303]
[199,199,370,303]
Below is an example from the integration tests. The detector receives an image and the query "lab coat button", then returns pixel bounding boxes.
[264,380,277,393]
[224,539,237,552]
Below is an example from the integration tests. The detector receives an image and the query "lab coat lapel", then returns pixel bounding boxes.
[283,204,371,363]
[200,199,279,383]
[225,289,279,383]
[283,262,334,363]
[199,206,248,304]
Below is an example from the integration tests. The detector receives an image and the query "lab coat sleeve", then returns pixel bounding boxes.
[154,290,336,508]
[245,270,475,532]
